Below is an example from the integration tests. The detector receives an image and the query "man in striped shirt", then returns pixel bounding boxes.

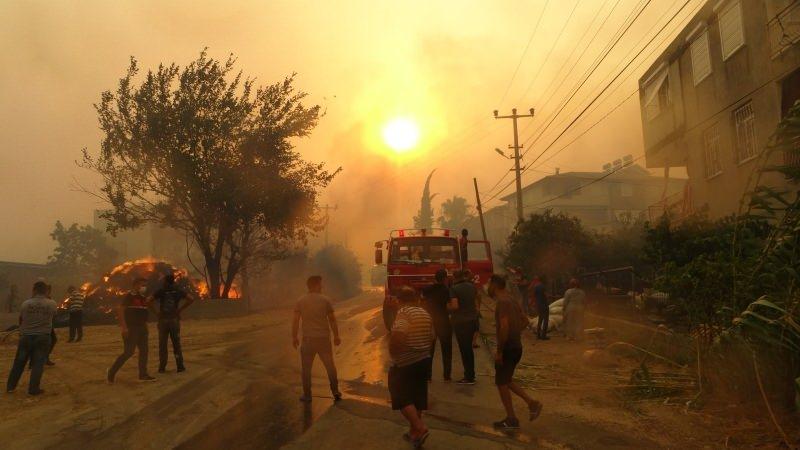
[389,286,434,448]
[66,286,85,342]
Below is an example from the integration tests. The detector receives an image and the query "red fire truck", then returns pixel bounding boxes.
[374,228,493,329]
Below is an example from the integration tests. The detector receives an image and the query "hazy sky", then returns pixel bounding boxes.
[0,0,697,263]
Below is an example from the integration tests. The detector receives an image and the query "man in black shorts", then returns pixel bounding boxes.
[489,274,542,430]
[389,286,434,447]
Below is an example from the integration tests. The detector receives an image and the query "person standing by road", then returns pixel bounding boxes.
[489,274,543,430]
[292,275,342,403]
[389,286,433,448]
[448,270,478,384]
[563,278,586,341]
[530,276,550,340]
[65,286,85,343]
[6,281,57,395]
[422,268,452,382]
[458,228,469,265]
[154,272,193,373]
[107,278,156,383]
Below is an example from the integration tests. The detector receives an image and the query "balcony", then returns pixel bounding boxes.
[768,1,800,58]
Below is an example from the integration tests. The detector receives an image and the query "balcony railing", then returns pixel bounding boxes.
[768,1,800,58]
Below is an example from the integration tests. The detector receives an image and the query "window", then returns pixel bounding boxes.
[718,0,745,60]
[690,30,712,85]
[389,237,457,264]
[643,68,670,120]
[733,102,757,163]
[703,125,723,178]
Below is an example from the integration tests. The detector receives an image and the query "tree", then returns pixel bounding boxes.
[48,221,117,278]
[82,51,338,298]
[413,170,437,229]
[310,245,362,300]
[437,195,474,230]
[502,210,593,285]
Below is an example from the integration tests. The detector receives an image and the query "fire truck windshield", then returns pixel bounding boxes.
[389,237,458,265]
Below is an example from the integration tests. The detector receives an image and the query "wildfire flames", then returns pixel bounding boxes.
[65,258,240,314]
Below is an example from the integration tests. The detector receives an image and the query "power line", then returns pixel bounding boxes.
[520,0,654,156]
[533,0,684,151]
[516,0,582,104]
[524,154,646,208]
[525,0,692,171]
[497,0,551,107]
[529,0,702,173]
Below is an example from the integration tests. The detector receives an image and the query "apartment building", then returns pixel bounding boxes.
[640,0,800,218]
[500,164,686,232]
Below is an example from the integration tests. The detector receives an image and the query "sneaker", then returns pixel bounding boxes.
[333,392,342,402]
[299,395,312,403]
[443,377,452,383]
[493,417,520,430]
[158,367,166,374]
[106,368,115,384]
[6,388,15,394]
[177,366,186,373]
[28,389,45,396]
[138,375,157,382]
[45,360,55,366]
[456,378,476,385]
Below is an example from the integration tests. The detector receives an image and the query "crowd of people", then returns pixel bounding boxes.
[5,272,194,395]
[291,269,586,448]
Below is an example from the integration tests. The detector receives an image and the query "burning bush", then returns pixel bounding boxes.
[62,258,240,324]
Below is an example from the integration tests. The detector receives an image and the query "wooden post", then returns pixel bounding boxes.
[473,178,489,242]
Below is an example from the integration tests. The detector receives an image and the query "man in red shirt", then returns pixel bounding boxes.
[107,278,156,383]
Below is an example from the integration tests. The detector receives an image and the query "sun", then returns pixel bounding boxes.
[382,118,420,152]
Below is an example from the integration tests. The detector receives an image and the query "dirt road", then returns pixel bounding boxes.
[0,290,785,449]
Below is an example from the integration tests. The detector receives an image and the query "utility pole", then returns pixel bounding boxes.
[494,108,534,222]
[473,178,488,242]
[321,204,338,247]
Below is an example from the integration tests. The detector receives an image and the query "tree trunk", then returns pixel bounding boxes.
[206,256,223,299]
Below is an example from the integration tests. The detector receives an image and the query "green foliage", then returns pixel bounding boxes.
[48,221,117,278]
[585,221,648,272]
[503,209,593,283]
[82,50,338,298]
[437,195,474,230]
[413,170,437,229]
[310,245,362,300]
[641,215,771,331]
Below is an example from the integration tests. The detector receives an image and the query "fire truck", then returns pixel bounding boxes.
[374,228,493,329]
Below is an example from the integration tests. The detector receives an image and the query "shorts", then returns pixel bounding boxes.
[495,346,523,386]
[389,358,430,410]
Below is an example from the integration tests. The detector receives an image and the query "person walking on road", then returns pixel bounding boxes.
[6,281,57,395]
[448,270,478,384]
[489,275,543,430]
[422,268,453,382]
[564,278,586,341]
[389,286,433,448]
[292,275,342,402]
[530,276,550,340]
[66,286,85,342]
[154,272,193,373]
[108,278,156,383]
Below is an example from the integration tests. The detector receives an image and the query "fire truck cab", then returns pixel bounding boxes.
[374,228,493,329]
